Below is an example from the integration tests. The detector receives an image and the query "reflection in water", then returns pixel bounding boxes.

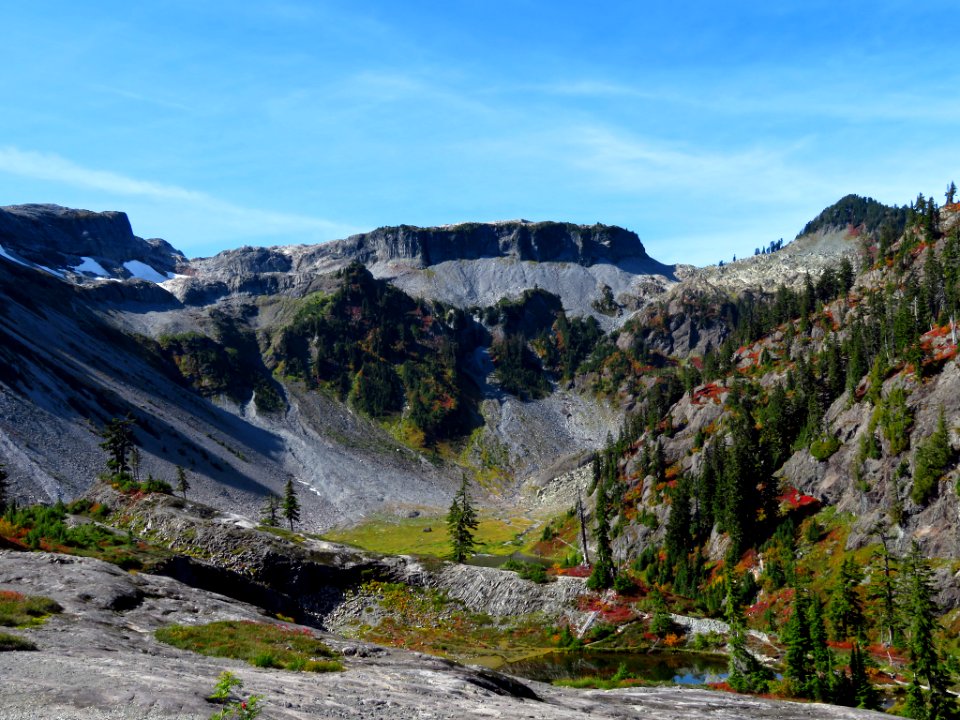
[504,651,728,685]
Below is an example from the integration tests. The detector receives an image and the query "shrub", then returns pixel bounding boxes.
[502,559,549,584]
[810,435,841,461]
[613,573,636,595]
[556,625,583,650]
[585,622,616,643]
[155,621,342,673]
[876,386,913,455]
[207,671,264,719]
[0,590,62,627]
[913,408,954,505]
[0,631,36,651]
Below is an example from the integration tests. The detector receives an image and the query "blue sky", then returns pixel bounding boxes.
[1,1,958,265]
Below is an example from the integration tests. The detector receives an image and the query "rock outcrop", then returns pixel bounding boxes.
[0,204,186,281]
[0,550,887,720]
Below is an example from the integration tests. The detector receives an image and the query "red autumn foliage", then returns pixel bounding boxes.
[692,383,725,405]
[555,565,591,578]
[779,486,820,510]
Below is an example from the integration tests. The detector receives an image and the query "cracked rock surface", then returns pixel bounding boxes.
[0,551,886,720]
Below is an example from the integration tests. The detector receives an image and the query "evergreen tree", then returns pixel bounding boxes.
[783,587,816,697]
[446,476,478,563]
[282,479,301,531]
[903,544,956,720]
[869,531,904,648]
[587,475,615,590]
[849,642,881,710]
[808,594,837,702]
[99,416,136,480]
[725,575,772,693]
[827,556,865,641]
[0,464,8,511]
[783,586,835,701]
[665,477,693,566]
[260,494,280,527]
[652,439,666,485]
[912,406,954,505]
[130,447,142,483]
[175,466,190,499]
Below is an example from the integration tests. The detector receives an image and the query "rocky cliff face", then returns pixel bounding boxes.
[336,221,653,267]
[0,204,186,281]
[181,220,677,325]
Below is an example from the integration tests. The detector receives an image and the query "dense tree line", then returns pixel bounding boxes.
[272,262,471,444]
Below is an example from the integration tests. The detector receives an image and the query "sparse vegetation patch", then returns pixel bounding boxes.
[155,620,342,672]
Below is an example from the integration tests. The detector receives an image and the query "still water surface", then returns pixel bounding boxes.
[503,650,729,685]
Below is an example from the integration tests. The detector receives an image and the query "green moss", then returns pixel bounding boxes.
[0,591,61,628]
[0,631,37,651]
[155,620,342,672]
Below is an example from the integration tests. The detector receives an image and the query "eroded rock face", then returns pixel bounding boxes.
[337,221,652,267]
[0,204,186,280]
[0,550,888,720]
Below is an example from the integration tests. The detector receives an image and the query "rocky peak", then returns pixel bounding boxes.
[332,220,651,268]
[0,204,186,282]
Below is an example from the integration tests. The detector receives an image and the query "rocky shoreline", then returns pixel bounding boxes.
[0,551,886,720]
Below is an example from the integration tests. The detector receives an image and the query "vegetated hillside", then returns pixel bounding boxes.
[510,191,960,714]
[567,191,960,604]
[0,209,636,521]
[799,194,910,240]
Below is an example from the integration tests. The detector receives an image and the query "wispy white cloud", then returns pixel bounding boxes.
[529,72,960,125]
[89,84,195,113]
[560,125,818,203]
[0,146,357,241]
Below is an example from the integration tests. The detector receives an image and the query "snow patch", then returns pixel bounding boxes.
[122,260,168,283]
[72,256,109,277]
[0,244,32,269]
[36,265,65,278]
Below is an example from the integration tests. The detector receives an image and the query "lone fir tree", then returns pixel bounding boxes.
[99,416,135,480]
[175,466,190,499]
[282,479,301,531]
[587,475,614,590]
[446,476,478,563]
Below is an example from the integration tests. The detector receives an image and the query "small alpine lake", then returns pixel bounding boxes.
[494,650,729,685]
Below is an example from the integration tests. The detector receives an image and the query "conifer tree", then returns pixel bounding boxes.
[282,479,301,532]
[99,416,136,480]
[0,464,8,511]
[652,439,666,485]
[664,477,692,566]
[783,587,816,697]
[849,642,881,710]
[869,530,904,648]
[587,476,614,590]
[903,544,956,720]
[912,406,953,505]
[130,447,142,483]
[725,575,772,693]
[784,586,835,701]
[808,594,837,702]
[260,494,280,527]
[827,556,865,641]
[446,475,478,563]
[175,466,190,499]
